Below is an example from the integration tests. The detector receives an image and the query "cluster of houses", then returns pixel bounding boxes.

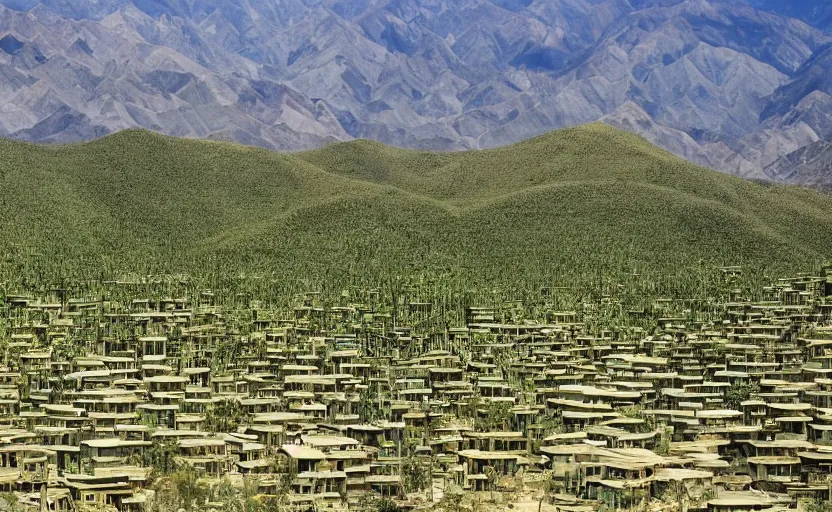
[0,266,831,511]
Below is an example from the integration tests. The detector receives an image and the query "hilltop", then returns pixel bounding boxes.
[1,124,831,293]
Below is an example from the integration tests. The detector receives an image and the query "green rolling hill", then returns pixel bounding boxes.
[1,123,831,294]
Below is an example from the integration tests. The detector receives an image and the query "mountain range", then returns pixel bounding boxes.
[0,0,830,187]
[744,0,832,32]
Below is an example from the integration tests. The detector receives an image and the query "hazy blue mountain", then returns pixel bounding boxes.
[744,0,832,32]
[766,139,832,190]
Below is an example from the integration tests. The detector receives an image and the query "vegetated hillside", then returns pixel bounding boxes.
[1,124,831,294]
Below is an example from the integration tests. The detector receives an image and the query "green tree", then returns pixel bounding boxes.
[476,401,513,431]
[401,452,428,493]
[483,465,498,502]
[0,493,23,512]
[144,437,179,475]
[148,467,209,512]
[359,387,385,423]
[210,476,271,512]
[438,486,464,512]
[375,498,404,512]
[725,382,760,410]
[206,398,249,433]
[169,466,209,509]
[537,470,557,512]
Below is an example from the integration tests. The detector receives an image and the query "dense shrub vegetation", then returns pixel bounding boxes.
[0,123,830,306]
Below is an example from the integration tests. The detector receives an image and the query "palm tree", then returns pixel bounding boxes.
[538,471,556,512]
[483,465,498,502]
